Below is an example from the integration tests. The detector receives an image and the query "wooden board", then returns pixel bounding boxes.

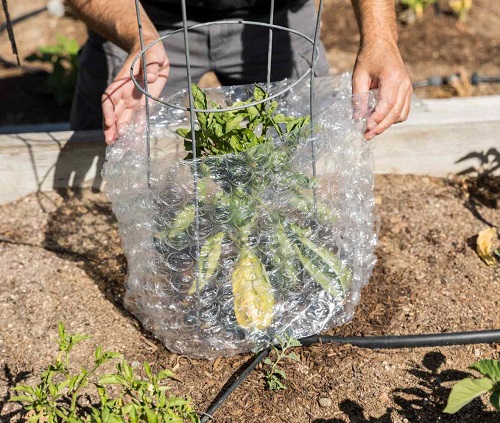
[1,96,499,205]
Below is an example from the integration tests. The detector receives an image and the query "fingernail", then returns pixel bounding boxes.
[367,121,377,131]
[365,133,374,141]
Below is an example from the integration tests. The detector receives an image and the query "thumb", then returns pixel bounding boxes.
[352,68,372,95]
[352,69,373,121]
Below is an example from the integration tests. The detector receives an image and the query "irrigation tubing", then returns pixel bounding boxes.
[412,72,500,89]
[201,329,500,421]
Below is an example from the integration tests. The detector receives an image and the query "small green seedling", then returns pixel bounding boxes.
[11,322,199,422]
[444,359,500,414]
[263,335,301,391]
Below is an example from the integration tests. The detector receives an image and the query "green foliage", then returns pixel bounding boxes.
[263,335,301,391]
[444,359,500,414]
[166,85,351,331]
[25,34,79,106]
[398,0,436,22]
[176,84,310,159]
[11,323,200,423]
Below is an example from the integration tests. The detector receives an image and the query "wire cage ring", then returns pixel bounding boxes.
[129,20,321,113]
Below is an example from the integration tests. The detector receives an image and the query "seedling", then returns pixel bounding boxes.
[263,335,301,391]
[11,322,199,422]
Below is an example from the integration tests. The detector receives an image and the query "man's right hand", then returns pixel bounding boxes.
[102,40,170,144]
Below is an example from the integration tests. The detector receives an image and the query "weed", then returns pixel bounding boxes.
[11,322,199,422]
[263,335,301,391]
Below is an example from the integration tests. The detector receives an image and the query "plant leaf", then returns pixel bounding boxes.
[476,227,498,266]
[290,224,351,292]
[191,84,207,128]
[99,375,124,385]
[490,390,500,411]
[443,377,494,414]
[273,368,286,378]
[469,360,500,383]
[232,245,274,330]
[287,352,300,362]
[294,246,343,298]
[167,205,196,238]
[189,232,224,295]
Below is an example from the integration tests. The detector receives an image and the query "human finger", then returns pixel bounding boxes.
[399,85,413,122]
[365,79,399,133]
[102,91,118,144]
[365,83,406,140]
[352,70,373,121]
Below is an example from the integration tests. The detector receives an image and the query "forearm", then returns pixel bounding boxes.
[351,0,398,46]
[66,0,158,52]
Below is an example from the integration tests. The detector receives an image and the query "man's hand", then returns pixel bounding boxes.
[102,41,170,143]
[351,0,412,140]
[353,39,412,141]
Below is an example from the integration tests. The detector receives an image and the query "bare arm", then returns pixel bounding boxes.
[66,0,169,143]
[351,0,412,140]
[66,0,158,52]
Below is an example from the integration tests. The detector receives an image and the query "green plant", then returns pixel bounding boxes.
[263,335,301,390]
[398,0,436,22]
[25,34,79,106]
[444,359,500,414]
[449,0,473,23]
[11,322,199,422]
[162,84,351,331]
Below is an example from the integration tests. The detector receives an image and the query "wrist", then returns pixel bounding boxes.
[359,35,398,51]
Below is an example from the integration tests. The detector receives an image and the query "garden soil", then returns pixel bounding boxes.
[1,0,500,124]
[1,174,499,423]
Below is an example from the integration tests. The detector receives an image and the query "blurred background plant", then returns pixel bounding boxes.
[398,0,437,24]
[449,0,473,23]
[24,34,79,106]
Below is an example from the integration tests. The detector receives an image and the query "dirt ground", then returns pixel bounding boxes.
[0,174,499,422]
[1,0,500,125]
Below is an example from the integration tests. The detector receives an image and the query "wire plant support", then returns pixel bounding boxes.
[131,0,323,298]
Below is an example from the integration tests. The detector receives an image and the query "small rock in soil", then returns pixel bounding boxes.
[318,397,332,408]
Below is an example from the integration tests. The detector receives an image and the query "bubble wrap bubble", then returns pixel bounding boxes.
[102,74,378,358]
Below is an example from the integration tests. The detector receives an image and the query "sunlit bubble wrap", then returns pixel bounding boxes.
[102,74,378,358]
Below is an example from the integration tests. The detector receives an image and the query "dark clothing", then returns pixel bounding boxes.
[141,0,307,22]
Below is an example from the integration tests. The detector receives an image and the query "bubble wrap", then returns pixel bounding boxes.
[102,74,377,358]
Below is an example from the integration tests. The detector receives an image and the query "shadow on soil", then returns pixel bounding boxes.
[0,364,31,422]
[453,150,500,227]
[313,352,499,423]
[42,189,130,318]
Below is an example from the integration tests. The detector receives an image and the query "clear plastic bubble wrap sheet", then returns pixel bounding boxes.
[103,74,378,358]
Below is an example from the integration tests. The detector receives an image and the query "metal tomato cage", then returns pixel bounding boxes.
[127,1,500,421]
[130,0,324,299]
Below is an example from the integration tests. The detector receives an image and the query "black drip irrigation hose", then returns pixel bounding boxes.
[412,72,500,89]
[201,329,500,421]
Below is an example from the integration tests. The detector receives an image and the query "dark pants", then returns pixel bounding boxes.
[70,0,330,130]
